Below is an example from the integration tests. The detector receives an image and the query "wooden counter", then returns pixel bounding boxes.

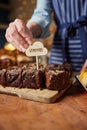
[0,84,87,130]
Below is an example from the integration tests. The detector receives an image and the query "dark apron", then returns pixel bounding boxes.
[51,0,87,63]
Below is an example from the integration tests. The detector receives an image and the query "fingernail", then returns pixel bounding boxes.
[25,37,32,45]
[22,47,26,52]
[28,41,32,45]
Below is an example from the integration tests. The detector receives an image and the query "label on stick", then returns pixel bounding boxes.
[25,41,48,56]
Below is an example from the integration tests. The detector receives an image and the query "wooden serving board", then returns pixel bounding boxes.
[0,85,69,103]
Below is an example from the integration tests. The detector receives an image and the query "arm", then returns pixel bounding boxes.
[5,0,52,52]
[27,0,53,38]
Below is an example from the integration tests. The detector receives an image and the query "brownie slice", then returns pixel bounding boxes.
[6,66,22,87]
[22,65,45,89]
[45,64,70,90]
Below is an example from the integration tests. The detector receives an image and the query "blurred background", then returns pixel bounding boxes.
[0,0,11,48]
[0,0,57,65]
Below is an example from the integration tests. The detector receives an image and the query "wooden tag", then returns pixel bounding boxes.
[25,41,48,57]
[25,41,48,70]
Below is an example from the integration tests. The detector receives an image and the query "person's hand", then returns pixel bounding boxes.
[81,59,87,71]
[5,18,33,52]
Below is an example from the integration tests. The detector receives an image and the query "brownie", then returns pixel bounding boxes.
[6,66,22,87]
[45,63,72,77]
[45,64,70,90]
[22,64,45,89]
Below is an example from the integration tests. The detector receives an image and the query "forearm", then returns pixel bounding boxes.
[26,22,42,38]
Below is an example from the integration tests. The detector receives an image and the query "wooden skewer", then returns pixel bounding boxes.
[36,56,39,70]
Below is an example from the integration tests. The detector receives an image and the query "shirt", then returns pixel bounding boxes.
[27,0,52,38]
[28,0,87,71]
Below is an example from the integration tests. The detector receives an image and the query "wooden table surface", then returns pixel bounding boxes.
[0,84,87,130]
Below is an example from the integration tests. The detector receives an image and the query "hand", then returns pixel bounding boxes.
[81,59,87,71]
[5,18,33,52]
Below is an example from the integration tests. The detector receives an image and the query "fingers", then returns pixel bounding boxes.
[5,34,26,52]
[5,18,33,52]
[14,19,33,45]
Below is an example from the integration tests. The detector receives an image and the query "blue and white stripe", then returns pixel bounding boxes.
[50,0,87,71]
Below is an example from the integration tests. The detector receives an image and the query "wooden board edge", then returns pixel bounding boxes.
[0,85,69,103]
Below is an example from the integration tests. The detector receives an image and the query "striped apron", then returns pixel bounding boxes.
[50,0,87,71]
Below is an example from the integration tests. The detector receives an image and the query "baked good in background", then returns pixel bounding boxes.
[0,49,16,69]
[16,51,35,66]
[0,43,35,69]
[45,64,71,90]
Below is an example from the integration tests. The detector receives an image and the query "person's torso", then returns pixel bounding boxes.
[49,0,87,71]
